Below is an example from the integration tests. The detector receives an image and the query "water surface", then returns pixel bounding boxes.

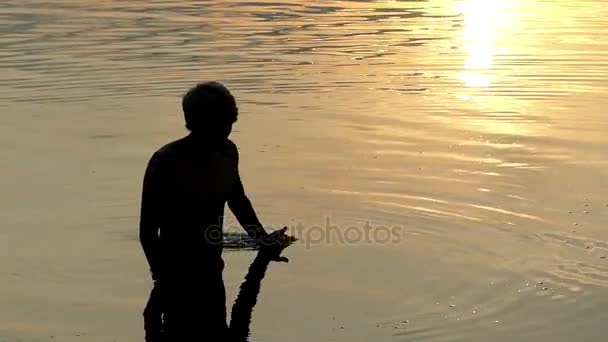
[2,0,608,341]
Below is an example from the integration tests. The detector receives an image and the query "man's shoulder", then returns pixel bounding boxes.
[148,138,188,164]
[223,139,239,160]
[147,137,239,165]
[155,139,183,154]
[224,139,238,153]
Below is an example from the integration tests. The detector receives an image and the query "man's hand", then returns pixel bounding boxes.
[258,227,297,262]
[151,269,161,282]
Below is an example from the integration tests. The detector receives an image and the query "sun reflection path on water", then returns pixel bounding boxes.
[452,0,542,137]
[458,0,519,88]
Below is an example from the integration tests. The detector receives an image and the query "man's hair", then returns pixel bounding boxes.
[182,81,238,131]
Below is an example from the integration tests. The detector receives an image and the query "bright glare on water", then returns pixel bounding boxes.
[1,1,608,341]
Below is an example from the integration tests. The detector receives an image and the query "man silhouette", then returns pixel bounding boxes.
[139,81,293,340]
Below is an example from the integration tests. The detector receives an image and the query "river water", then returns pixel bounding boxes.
[2,0,608,341]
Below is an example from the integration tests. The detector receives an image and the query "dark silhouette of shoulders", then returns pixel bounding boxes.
[149,137,238,165]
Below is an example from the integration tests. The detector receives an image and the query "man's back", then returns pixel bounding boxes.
[143,136,239,272]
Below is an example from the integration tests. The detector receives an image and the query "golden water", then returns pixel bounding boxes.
[1,0,608,341]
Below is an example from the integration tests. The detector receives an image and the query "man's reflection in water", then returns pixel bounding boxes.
[144,248,290,341]
[230,251,282,342]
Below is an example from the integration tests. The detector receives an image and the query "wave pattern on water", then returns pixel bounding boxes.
[2,1,608,342]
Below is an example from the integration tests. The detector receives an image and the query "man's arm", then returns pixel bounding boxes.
[227,147,268,242]
[139,152,164,279]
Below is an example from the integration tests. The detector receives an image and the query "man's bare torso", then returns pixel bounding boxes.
[145,136,240,269]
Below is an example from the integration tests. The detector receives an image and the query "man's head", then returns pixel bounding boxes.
[182,81,238,141]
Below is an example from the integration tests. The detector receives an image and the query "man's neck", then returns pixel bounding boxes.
[184,133,227,152]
